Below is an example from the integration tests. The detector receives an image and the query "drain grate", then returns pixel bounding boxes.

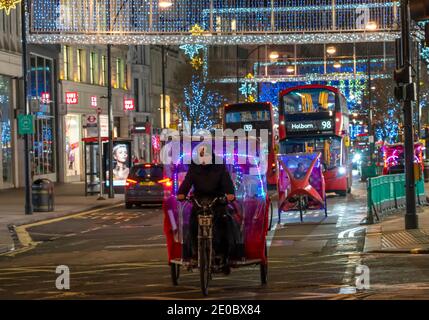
[382,229,429,249]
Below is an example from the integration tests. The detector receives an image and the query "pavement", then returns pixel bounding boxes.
[364,206,429,254]
[0,183,124,254]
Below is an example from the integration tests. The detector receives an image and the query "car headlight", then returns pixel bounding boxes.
[352,153,361,163]
[338,166,347,175]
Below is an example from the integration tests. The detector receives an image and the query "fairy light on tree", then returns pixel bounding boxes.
[177,75,224,134]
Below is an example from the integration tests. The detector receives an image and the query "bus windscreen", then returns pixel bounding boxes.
[282,89,336,114]
[225,110,271,124]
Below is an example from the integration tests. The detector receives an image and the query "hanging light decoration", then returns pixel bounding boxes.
[333,61,342,69]
[286,65,295,73]
[269,51,280,60]
[326,46,337,55]
[159,0,173,8]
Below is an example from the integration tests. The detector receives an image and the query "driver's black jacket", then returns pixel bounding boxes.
[178,162,235,198]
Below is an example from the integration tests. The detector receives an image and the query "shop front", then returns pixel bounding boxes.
[0,75,14,189]
[64,114,82,181]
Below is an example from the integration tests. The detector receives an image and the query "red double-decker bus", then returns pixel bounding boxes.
[278,85,352,196]
[223,102,277,186]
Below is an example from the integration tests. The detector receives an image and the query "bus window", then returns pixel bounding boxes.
[282,89,336,114]
[225,110,270,123]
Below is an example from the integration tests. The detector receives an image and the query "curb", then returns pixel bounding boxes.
[365,248,429,254]
[0,199,124,255]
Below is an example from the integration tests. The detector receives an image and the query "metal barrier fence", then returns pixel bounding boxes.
[367,174,427,223]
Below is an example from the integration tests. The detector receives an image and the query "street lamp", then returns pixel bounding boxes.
[159,0,173,8]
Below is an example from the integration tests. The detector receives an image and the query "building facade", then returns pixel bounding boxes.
[128,46,153,163]
[0,7,23,189]
[58,44,132,183]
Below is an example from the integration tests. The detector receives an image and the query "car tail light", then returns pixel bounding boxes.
[158,178,173,188]
[126,179,137,187]
[144,164,151,168]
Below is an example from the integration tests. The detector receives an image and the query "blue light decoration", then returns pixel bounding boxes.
[349,123,364,140]
[179,44,205,59]
[1,121,11,146]
[178,75,224,134]
[375,98,400,143]
[239,73,257,102]
[421,46,429,72]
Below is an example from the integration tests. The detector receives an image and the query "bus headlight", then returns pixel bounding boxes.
[338,166,347,176]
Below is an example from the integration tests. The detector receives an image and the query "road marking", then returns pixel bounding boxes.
[1,203,124,256]
[338,226,366,239]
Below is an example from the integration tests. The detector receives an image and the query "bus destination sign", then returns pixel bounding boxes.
[286,119,333,133]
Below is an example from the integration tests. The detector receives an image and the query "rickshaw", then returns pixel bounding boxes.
[162,137,270,296]
[382,142,424,175]
[277,152,327,222]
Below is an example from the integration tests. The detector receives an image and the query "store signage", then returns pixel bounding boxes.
[124,98,135,111]
[41,92,50,104]
[65,92,78,104]
[90,96,98,108]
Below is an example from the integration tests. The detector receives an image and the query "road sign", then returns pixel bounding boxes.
[18,114,34,135]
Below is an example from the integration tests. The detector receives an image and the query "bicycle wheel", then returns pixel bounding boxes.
[170,263,180,286]
[299,197,304,222]
[199,238,211,296]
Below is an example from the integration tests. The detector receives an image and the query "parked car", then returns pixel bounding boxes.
[124,164,170,208]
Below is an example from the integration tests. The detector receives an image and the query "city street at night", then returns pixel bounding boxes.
[2,0,429,313]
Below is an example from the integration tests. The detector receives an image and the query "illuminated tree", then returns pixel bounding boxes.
[177,75,224,134]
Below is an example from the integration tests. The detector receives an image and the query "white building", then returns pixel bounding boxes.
[58,44,132,183]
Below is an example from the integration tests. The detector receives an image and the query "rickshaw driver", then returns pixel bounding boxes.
[177,147,236,272]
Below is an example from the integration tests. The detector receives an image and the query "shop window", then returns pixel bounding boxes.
[101,55,107,86]
[77,49,83,82]
[0,75,13,186]
[29,55,56,176]
[90,52,97,85]
[65,115,81,177]
[63,45,70,80]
